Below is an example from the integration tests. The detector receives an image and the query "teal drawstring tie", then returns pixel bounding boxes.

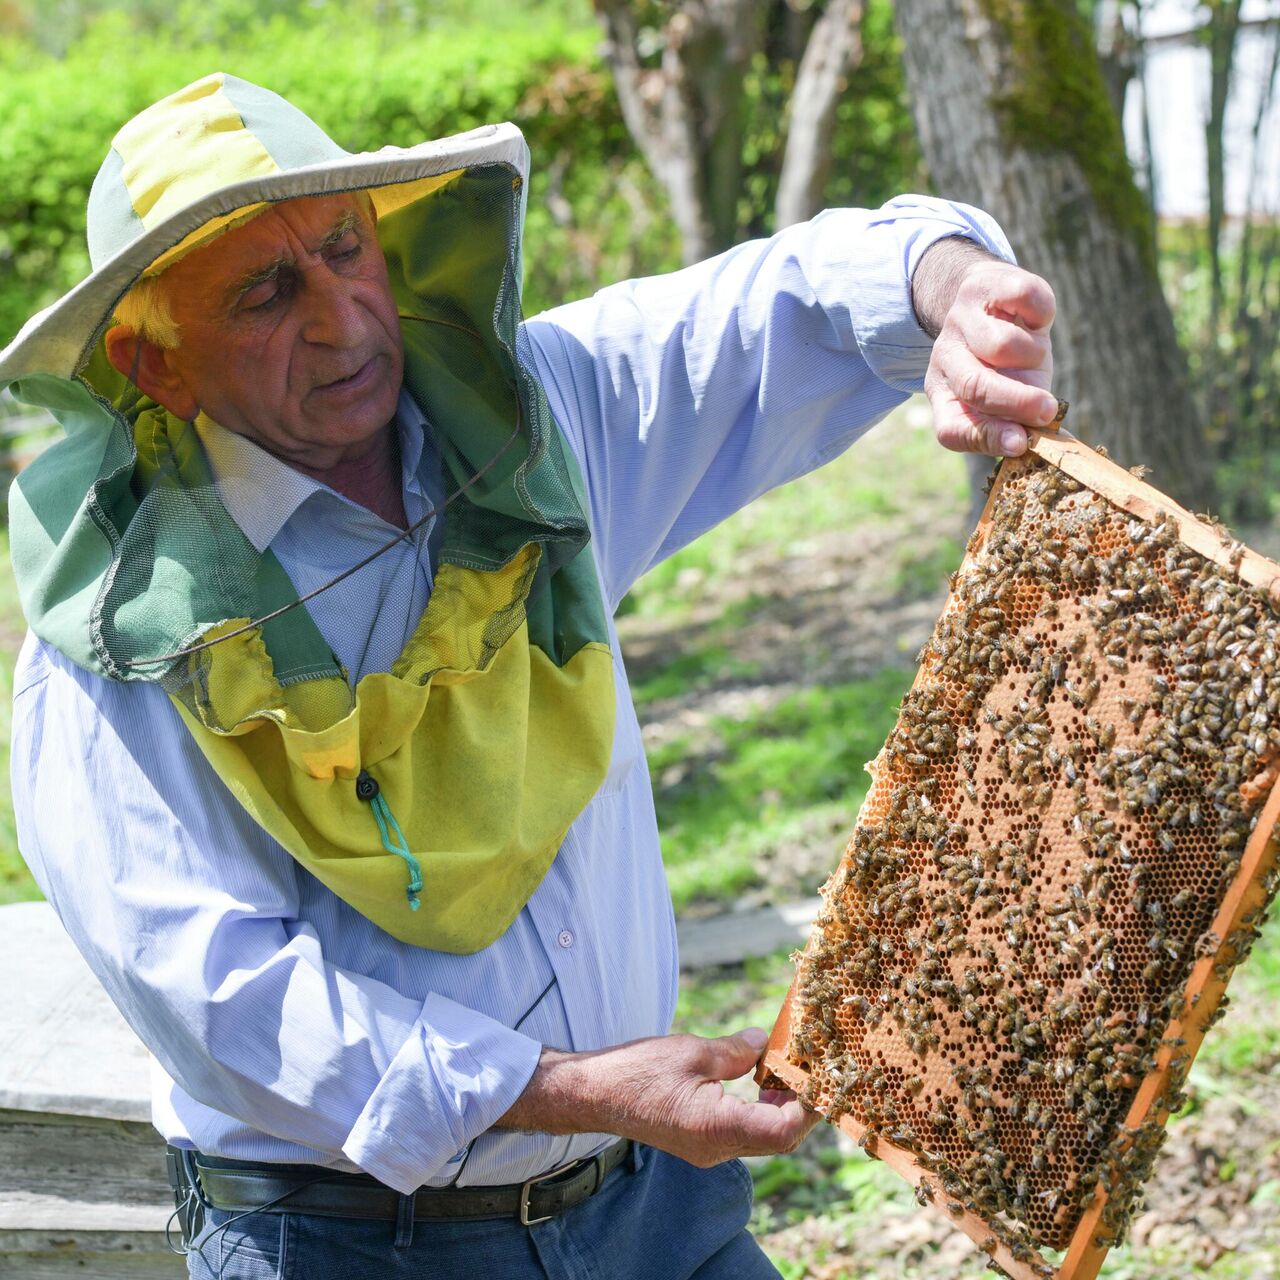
[356,771,422,911]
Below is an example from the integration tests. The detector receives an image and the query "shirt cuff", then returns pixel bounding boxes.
[823,195,1017,395]
[342,991,543,1193]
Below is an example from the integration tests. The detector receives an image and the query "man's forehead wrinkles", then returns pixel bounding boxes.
[218,210,363,303]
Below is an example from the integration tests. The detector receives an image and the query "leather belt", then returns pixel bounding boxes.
[182,1138,632,1227]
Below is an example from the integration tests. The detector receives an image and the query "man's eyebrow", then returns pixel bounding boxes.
[228,258,288,305]
[319,211,363,247]
[224,213,365,306]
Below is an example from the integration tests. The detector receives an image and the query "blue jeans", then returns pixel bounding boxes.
[184,1145,781,1279]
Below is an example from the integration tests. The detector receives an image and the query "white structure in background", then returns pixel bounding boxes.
[1125,0,1280,220]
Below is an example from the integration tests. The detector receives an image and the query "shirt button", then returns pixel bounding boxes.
[557,930,574,949]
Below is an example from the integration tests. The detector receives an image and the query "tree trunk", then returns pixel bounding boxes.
[775,0,864,228]
[1092,0,1135,123]
[593,0,766,264]
[1204,0,1243,326]
[892,0,1215,512]
[1132,0,1161,258]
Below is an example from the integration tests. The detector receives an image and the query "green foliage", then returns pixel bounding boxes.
[979,0,1157,273]
[0,0,679,346]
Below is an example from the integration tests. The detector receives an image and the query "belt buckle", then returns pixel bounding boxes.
[518,1157,582,1227]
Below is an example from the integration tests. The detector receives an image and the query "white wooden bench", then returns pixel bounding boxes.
[0,902,184,1277]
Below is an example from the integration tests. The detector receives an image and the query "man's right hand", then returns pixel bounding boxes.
[497,1029,818,1167]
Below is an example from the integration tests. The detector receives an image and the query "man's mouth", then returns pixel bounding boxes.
[317,357,378,393]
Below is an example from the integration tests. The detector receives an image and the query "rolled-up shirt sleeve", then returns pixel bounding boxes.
[10,635,541,1194]
[519,194,1015,610]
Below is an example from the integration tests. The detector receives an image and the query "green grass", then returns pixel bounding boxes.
[888,533,965,601]
[0,527,33,904]
[652,669,914,910]
[629,642,764,710]
[674,949,797,1041]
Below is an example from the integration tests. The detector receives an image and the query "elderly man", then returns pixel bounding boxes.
[2,75,1057,1278]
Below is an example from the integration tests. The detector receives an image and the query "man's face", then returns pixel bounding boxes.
[151,193,404,468]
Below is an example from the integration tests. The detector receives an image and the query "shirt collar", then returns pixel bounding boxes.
[195,388,428,554]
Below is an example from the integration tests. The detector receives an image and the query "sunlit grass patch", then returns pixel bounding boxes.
[887,533,966,601]
[629,642,764,709]
[673,948,796,1040]
[1187,907,1280,1085]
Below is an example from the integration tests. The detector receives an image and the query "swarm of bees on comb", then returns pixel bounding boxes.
[757,429,1280,1280]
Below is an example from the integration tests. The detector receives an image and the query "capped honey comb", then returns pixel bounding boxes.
[757,428,1280,1280]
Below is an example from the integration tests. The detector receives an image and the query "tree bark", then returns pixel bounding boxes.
[593,0,766,264]
[775,0,865,228]
[893,0,1215,512]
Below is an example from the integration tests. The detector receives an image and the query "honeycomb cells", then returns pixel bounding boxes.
[786,455,1280,1267]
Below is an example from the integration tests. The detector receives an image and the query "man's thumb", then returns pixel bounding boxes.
[710,1027,769,1077]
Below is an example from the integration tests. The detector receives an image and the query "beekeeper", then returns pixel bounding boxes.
[2,74,1057,1279]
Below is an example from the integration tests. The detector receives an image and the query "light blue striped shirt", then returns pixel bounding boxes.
[11,197,1013,1192]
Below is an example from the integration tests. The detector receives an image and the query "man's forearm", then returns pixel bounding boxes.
[910,235,1006,339]
[494,1032,818,1168]
[497,1047,610,1135]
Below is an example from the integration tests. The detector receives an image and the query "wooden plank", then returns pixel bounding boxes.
[0,1111,172,1222]
[0,904,151,1122]
[0,1242,185,1279]
[0,1112,182,1277]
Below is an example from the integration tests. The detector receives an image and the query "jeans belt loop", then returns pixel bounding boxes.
[393,1191,415,1249]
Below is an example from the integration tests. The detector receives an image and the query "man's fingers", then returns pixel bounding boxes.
[960,309,1052,373]
[964,263,1057,332]
[938,344,1058,427]
[927,385,1028,457]
[710,1093,817,1156]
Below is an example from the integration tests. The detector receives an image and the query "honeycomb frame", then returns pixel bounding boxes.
[756,427,1280,1280]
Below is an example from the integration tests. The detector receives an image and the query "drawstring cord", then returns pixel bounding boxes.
[356,771,422,911]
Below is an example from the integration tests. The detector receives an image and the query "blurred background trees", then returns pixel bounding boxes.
[592,0,865,260]
[0,0,1277,521]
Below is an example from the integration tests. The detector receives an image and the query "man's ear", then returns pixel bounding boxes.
[104,325,198,421]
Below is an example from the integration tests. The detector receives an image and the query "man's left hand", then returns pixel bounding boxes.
[913,238,1059,459]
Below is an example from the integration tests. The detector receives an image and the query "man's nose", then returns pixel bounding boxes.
[299,268,363,346]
